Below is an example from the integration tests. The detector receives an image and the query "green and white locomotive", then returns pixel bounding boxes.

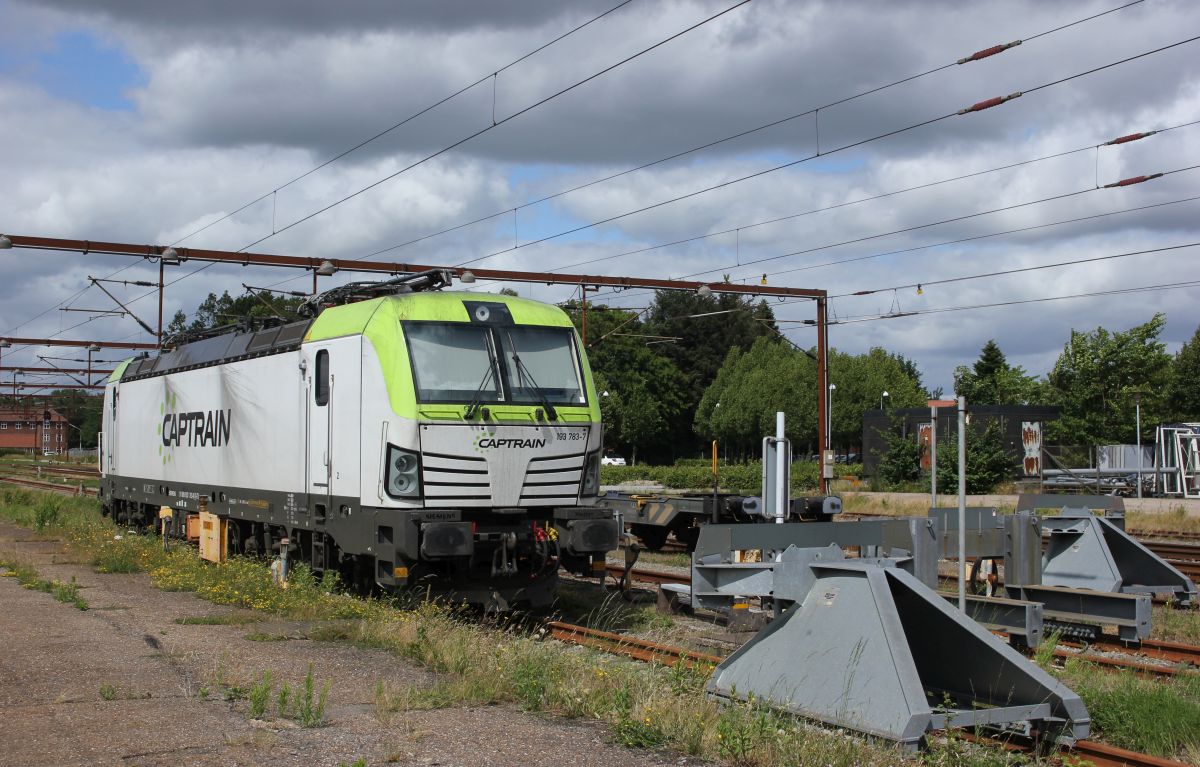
[100,271,617,607]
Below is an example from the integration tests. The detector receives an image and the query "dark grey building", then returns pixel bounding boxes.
[862,405,1061,478]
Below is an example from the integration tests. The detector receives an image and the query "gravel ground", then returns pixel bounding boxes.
[0,520,707,767]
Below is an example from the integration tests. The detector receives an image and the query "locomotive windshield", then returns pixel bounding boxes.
[404,322,585,406]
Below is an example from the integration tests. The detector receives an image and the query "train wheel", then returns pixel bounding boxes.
[631,524,668,552]
[673,525,701,551]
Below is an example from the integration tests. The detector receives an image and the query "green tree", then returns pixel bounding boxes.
[1168,324,1200,421]
[953,340,1045,405]
[1046,315,1174,445]
[47,390,103,448]
[830,347,927,450]
[935,422,1016,494]
[166,290,306,338]
[876,424,923,486]
[564,303,688,464]
[696,339,928,456]
[643,291,777,456]
[695,337,816,457]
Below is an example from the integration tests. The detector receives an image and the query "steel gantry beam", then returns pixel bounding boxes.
[0,367,115,375]
[8,383,104,390]
[0,337,157,350]
[1,234,826,299]
[2,232,832,489]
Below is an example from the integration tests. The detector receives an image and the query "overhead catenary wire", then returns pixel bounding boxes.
[584,163,1200,310]
[355,0,1144,264]
[700,164,1200,281]
[553,118,1200,281]
[229,3,1175,302]
[808,279,1200,326]
[166,0,638,249]
[144,0,753,303]
[0,3,1177,360]
[448,33,1200,274]
[232,0,753,256]
[831,241,1200,299]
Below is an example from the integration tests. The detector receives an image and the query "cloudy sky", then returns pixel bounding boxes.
[1,0,1198,396]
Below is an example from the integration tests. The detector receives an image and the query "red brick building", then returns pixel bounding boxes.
[0,408,69,455]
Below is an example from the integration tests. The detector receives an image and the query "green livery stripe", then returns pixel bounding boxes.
[304,292,601,422]
[108,358,134,383]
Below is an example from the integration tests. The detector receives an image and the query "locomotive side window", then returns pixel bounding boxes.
[315,350,330,406]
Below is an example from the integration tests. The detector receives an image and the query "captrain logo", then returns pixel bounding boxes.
[156,391,232,465]
[472,432,547,453]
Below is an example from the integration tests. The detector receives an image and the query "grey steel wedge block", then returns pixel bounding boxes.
[705,558,1089,749]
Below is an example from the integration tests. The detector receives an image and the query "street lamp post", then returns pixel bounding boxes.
[880,390,889,410]
[66,421,82,453]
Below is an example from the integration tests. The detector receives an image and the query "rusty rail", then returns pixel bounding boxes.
[1074,739,1189,767]
[605,563,689,586]
[545,621,719,670]
[0,476,97,497]
[547,621,1187,766]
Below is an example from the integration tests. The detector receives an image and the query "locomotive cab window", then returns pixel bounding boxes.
[315,350,330,406]
[402,321,585,406]
[406,323,502,403]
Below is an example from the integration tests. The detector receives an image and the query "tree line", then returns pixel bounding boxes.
[91,287,1198,466]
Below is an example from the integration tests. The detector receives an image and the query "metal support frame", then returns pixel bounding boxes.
[703,546,1088,749]
[1006,584,1151,642]
[692,519,1046,645]
[1042,508,1196,608]
[931,506,1158,638]
[0,337,157,350]
[2,232,832,463]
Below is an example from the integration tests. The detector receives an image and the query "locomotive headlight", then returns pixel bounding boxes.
[581,450,601,497]
[385,445,422,499]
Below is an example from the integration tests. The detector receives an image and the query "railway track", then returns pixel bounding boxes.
[1131,528,1200,543]
[546,620,1188,767]
[545,621,720,669]
[0,475,98,497]
[605,562,1200,677]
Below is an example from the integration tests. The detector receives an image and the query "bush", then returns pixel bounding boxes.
[935,422,1016,495]
[876,428,922,486]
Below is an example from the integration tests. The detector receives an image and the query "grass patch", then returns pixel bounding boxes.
[1060,659,1200,758]
[91,540,146,573]
[0,557,87,610]
[1128,506,1200,536]
[1151,604,1200,644]
[99,683,117,701]
[244,631,291,642]
[236,665,329,726]
[175,612,263,626]
[249,670,272,718]
[0,485,1029,766]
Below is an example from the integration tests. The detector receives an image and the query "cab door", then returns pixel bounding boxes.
[305,347,332,509]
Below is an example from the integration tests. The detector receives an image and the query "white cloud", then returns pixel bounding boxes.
[1,0,1198,391]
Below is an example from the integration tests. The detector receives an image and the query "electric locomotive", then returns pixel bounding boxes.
[99,270,617,607]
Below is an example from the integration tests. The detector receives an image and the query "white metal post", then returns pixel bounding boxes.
[775,411,786,524]
[957,395,967,612]
[1135,394,1143,500]
[930,405,937,507]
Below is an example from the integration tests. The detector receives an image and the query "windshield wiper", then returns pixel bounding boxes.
[463,363,496,420]
[504,331,557,421]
